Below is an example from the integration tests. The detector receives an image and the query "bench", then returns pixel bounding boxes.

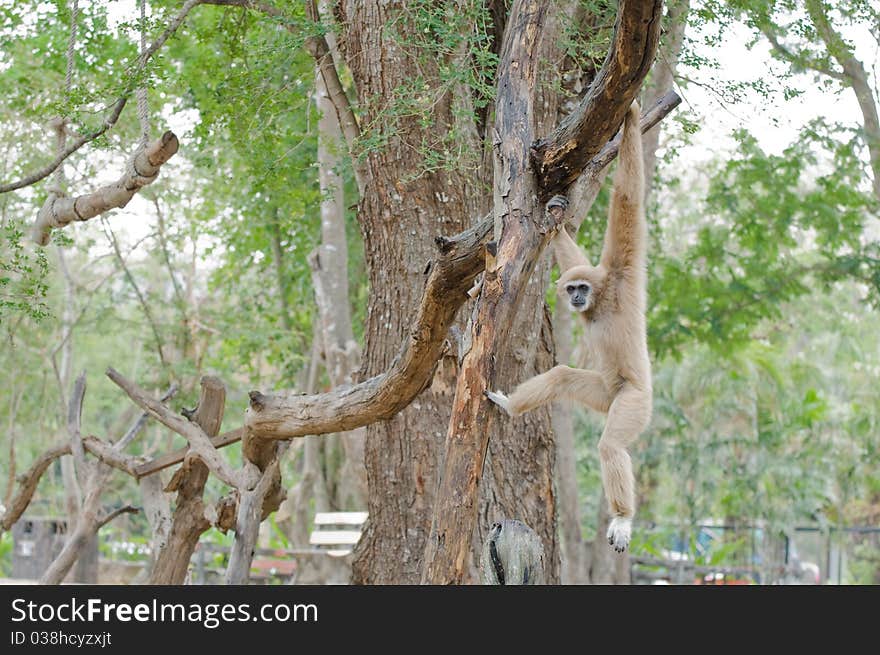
[308,511,367,557]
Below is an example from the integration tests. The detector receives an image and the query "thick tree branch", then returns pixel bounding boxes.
[245,216,491,438]
[531,0,664,196]
[32,131,179,245]
[0,443,71,533]
[244,96,679,441]
[588,90,681,174]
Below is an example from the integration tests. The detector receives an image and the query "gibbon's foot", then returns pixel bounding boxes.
[484,390,512,415]
[606,516,632,553]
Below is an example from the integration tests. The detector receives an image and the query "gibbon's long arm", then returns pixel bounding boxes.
[551,225,590,272]
[600,102,645,272]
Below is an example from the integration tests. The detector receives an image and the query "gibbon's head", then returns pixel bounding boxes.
[557,265,606,313]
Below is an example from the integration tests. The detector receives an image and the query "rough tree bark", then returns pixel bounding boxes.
[338,0,487,584]
[475,3,567,585]
[332,0,568,585]
[39,375,158,585]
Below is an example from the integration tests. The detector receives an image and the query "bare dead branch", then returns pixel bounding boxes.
[96,504,140,530]
[67,371,87,466]
[224,455,281,584]
[81,436,147,477]
[116,383,179,450]
[531,0,664,196]
[0,443,71,533]
[149,375,229,584]
[32,131,180,245]
[134,427,244,479]
[107,368,248,490]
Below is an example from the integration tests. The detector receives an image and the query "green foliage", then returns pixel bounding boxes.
[0,217,51,322]
[648,124,878,358]
[357,0,499,177]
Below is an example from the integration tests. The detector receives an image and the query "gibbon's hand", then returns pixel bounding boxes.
[545,195,569,228]
[484,390,512,415]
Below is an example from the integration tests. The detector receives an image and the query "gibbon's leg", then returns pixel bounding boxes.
[551,224,590,272]
[597,382,651,552]
[485,365,613,417]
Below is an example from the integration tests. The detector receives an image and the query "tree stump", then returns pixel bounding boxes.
[480,519,545,585]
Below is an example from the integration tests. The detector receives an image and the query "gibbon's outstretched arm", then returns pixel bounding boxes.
[599,101,645,273]
[551,224,590,272]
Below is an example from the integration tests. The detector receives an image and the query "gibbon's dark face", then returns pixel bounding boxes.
[565,280,592,311]
[557,264,605,314]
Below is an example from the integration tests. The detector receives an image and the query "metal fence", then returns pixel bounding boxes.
[630,522,880,585]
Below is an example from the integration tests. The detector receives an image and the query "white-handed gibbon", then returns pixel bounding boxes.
[486,101,651,553]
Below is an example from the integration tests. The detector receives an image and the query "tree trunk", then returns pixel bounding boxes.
[423,0,663,584]
[40,465,110,585]
[55,248,85,580]
[312,54,367,509]
[344,0,486,584]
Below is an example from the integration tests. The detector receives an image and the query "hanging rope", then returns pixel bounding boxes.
[31,0,179,245]
[49,0,79,198]
[135,0,150,148]
[64,0,78,93]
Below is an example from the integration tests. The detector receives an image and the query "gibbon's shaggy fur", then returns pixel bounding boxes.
[486,102,651,553]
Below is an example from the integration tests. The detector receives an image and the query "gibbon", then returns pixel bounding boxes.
[486,101,651,553]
